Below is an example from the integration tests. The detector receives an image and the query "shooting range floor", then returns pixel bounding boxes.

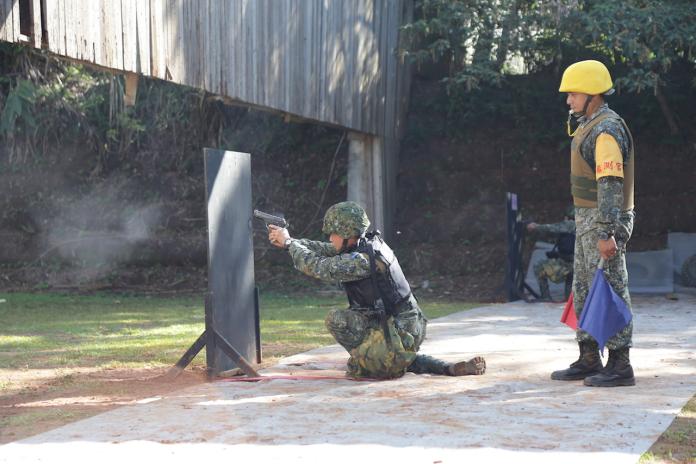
[2,295,695,464]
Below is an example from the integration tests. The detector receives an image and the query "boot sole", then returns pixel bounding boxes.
[583,377,636,387]
[550,370,601,381]
[453,357,486,376]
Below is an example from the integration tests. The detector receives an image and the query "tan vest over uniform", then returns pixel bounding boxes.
[570,110,635,210]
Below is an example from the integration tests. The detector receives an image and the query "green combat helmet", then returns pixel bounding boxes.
[322,201,370,239]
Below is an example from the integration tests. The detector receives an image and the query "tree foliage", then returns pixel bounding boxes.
[401,0,696,136]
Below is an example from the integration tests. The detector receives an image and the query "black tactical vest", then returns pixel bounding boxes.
[547,233,575,262]
[342,232,412,315]
[557,233,575,261]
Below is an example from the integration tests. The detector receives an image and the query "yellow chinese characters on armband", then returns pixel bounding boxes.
[595,133,624,179]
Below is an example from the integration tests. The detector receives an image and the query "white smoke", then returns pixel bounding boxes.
[43,176,163,274]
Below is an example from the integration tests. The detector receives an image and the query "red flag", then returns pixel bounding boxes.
[560,291,577,330]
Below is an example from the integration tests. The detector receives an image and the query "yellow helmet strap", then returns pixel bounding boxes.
[581,94,594,115]
[567,112,580,137]
[566,94,594,137]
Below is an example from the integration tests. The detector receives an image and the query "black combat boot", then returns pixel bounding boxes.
[538,279,552,301]
[550,341,603,381]
[583,347,635,387]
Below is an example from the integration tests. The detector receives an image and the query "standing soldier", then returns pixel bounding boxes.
[267,201,486,379]
[526,205,576,301]
[551,60,636,387]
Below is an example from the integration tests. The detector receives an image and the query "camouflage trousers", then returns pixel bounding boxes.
[573,207,635,350]
[325,297,451,376]
[534,258,573,298]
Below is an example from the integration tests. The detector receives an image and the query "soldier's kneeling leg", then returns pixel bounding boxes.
[408,354,486,376]
[324,308,373,352]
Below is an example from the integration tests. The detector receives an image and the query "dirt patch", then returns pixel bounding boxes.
[0,366,207,444]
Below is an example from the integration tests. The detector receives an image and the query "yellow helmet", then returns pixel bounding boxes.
[559,60,614,95]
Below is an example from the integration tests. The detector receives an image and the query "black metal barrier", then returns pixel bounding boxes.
[169,149,261,379]
[504,192,539,301]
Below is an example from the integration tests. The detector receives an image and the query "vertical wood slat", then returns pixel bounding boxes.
[74,0,82,59]
[31,0,41,47]
[302,0,315,118]
[342,0,353,130]
[43,0,57,53]
[0,0,11,41]
[180,0,191,85]
[10,0,19,41]
[149,0,164,78]
[67,0,77,59]
[56,0,65,55]
[384,0,398,142]
[89,0,102,63]
[121,0,136,73]
[255,0,265,105]
[269,0,281,111]
[164,0,183,82]
[0,0,409,138]
[283,0,292,113]
[248,0,257,104]
[318,0,328,124]
[204,0,219,93]
[228,0,238,100]
[134,0,150,75]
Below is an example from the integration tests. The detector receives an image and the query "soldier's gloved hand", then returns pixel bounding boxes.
[268,224,291,248]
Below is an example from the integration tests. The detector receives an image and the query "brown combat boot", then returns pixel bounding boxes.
[583,348,635,387]
[448,356,486,376]
[551,341,603,381]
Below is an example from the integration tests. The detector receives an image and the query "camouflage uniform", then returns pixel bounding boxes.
[531,219,575,299]
[287,238,452,377]
[572,103,634,350]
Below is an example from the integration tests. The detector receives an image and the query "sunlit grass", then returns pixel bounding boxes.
[0,292,480,370]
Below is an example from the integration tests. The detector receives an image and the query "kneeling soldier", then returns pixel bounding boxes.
[267,201,486,379]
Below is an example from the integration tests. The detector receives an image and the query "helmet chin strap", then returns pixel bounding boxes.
[567,94,595,136]
[581,94,594,115]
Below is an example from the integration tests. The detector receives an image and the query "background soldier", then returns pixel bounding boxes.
[526,206,576,301]
[267,201,486,379]
[551,60,636,387]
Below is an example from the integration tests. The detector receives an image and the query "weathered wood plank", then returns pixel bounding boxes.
[10,0,19,42]
[163,0,183,82]
[149,0,164,78]
[120,0,136,73]
[31,0,41,47]
[67,0,76,57]
[56,0,65,55]
[0,0,11,41]
[134,0,150,75]
[203,0,217,93]
[384,0,398,141]
[1,0,410,138]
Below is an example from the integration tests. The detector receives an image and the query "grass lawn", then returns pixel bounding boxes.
[0,291,479,371]
[0,291,479,442]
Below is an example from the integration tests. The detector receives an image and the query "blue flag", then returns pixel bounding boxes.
[578,261,632,352]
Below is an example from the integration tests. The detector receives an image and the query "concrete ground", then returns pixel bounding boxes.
[2,294,694,464]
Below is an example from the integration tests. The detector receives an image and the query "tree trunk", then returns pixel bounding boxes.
[496,0,520,71]
[655,86,680,135]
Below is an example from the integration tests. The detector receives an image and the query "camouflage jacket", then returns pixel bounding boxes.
[533,219,576,240]
[287,239,370,283]
[575,103,633,238]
